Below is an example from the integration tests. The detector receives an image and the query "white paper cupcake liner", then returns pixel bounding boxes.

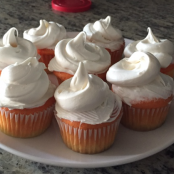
[55,110,122,154]
[121,102,171,131]
[0,105,55,138]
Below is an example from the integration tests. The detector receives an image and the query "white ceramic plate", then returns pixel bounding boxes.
[0,34,173,168]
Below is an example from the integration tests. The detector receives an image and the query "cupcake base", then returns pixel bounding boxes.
[55,109,122,154]
[161,63,174,78]
[106,41,125,66]
[38,48,55,74]
[53,71,73,84]
[0,97,55,138]
[121,97,172,131]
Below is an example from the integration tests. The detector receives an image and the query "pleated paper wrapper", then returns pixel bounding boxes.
[0,99,55,138]
[121,102,171,131]
[55,104,123,154]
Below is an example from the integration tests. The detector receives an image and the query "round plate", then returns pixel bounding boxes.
[0,35,174,168]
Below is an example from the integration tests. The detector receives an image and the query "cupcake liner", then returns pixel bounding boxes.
[55,109,122,154]
[106,42,125,66]
[0,98,55,138]
[121,102,171,131]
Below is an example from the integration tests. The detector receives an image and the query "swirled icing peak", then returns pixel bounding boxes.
[0,28,40,70]
[107,51,174,105]
[0,57,55,109]
[23,19,66,49]
[107,51,161,86]
[140,27,160,44]
[48,31,111,74]
[70,62,89,91]
[3,28,18,47]
[54,62,122,124]
[55,61,109,111]
[83,16,124,51]
[124,27,174,68]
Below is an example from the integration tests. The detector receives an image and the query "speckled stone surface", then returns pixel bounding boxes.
[0,0,174,173]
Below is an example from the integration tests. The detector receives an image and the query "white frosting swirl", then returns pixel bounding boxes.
[48,32,111,74]
[55,62,122,124]
[0,28,40,70]
[83,16,124,51]
[107,51,161,86]
[112,73,174,105]
[0,57,55,109]
[107,52,174,105]
[23,20,66,49]
[124,27,174,68]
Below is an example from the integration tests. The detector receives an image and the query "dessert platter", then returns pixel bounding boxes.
[0,33,173,168]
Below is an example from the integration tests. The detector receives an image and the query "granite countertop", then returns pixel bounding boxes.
[1,0,174,173]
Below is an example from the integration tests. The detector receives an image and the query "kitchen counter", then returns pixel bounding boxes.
[1,0,174,173]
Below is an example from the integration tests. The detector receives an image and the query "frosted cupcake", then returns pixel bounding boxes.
[48,32,111,84]
[107,51,174,131]
[54,62,122,154]
[23,20,66,70]
[83,16,125,65]
[0,27,40,75]
[124,27,174,77]
[0,57,55,138]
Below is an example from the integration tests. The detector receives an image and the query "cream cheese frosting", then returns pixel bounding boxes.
[48,32,111,75]
[124,27,174,68]
[0,28,40,70]
[83,16,124,51]
[23,20,66,49]
[54,62,122,124]
[0,57,55,109]
[107,51,174,105]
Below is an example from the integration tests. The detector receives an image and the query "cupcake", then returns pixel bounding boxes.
[0,57,55,138]
[83,16,125,65]
[107,51,174,131]
[0,27,40,75]
[54,62,122,154]
[124,27,174,77]
[23,20,66,71]
[48,32,111,84]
